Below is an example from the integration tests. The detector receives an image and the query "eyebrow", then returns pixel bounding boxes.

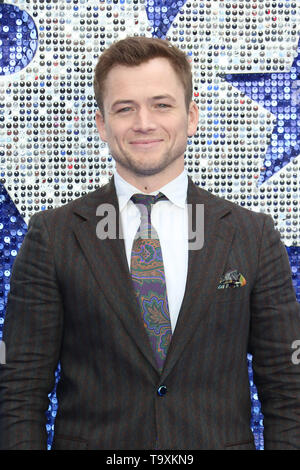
[110,94,177,110]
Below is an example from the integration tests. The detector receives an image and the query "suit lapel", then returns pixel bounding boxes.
[72,176,159,373]
[160,178,236,381]
[71,175,236,379]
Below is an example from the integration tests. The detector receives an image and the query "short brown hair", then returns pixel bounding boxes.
[93,36,193,115]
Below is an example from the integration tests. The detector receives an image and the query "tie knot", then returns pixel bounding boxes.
[131,192,168,212]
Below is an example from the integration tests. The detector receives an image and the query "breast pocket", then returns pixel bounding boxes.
[214,285,249,303]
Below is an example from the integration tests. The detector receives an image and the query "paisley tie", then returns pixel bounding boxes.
[130,192,172,374]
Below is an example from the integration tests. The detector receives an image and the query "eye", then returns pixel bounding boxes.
[117,107,132,113]
[156,103,170,108]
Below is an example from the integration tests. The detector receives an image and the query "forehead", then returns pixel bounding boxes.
[103,57,184,103]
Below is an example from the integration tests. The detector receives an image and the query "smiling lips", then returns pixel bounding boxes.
[129,139,163,148]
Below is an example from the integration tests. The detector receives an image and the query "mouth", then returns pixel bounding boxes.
[129,139,163,148]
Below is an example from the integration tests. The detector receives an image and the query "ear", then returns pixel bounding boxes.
[187,101,199,137]
[95,110,107,142]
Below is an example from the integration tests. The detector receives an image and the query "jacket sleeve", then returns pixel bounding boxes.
[249,214,300,449]
[0,211,64,450]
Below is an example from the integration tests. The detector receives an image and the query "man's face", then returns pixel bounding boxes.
[95,57,199,181]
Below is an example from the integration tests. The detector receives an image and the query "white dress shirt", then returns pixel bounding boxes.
[113,169,189,333]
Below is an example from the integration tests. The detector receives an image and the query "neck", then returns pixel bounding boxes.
[116,163,184,194]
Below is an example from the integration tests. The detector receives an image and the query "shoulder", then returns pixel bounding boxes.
[189,181,278,253]
[28,180,112,227]
[192,182,273,228]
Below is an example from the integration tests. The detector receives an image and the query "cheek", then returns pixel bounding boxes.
[105,125,123,143]
[160,117,186,136]
[170,114,188,130]
[172,123,189,141]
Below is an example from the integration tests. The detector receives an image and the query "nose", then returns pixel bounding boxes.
[132,108,157,133]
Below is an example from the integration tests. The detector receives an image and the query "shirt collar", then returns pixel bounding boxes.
[113,168,188,211]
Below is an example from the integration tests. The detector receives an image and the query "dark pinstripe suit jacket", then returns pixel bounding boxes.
[1,175,300,450]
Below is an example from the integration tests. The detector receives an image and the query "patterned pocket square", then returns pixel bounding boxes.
[217,270,247,289]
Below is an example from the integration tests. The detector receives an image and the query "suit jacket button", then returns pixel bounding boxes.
[157,385,167,397]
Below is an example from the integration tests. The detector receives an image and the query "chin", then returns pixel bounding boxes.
[115,153,174,176]
[132,166,163,177]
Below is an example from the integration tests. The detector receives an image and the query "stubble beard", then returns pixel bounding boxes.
[111,145,185,177]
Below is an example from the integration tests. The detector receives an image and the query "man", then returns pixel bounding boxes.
[1,36,300,450]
